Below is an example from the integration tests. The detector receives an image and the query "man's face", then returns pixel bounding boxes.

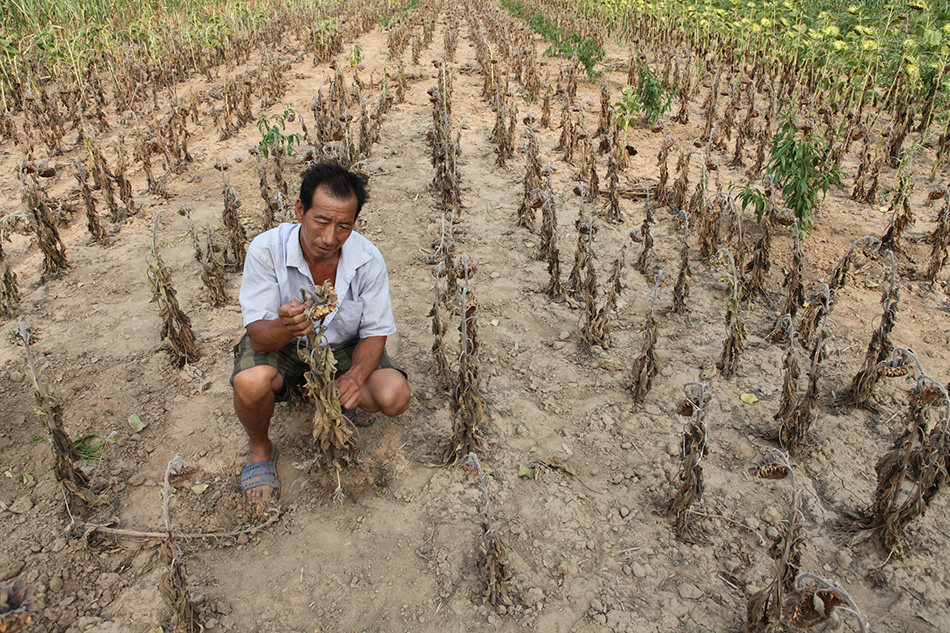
[295,185,357,265]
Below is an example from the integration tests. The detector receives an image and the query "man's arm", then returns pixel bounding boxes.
[335,335,386,410]
[246,298,313,353]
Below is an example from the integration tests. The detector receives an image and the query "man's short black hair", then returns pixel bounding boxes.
[299,162,369,218]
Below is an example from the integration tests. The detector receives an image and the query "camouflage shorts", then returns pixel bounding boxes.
[231,334,406,402]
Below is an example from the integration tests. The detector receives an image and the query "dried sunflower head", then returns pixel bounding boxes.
[878,354,908,378]
[782,584,845,629]
[0,579,43,633]
[676,399,696,417]
[880,365,909,378]
[749,452,791,480]
[909,386,941,408]
[300,282,339,322]
[7,325,40,347]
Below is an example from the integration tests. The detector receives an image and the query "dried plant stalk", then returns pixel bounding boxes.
[444,260,486,465]
[602,136,622,223]
[670,150,690,213]
[589,233,634,349]
[851,137,871,201]
[839,250,898,409]
[696,186,723,264]
[568,207,595,300]
[159,455,201,633]
[769,221,805,339]
[672,213,691,314]
[114,122,138,219]
[458,452,513,607]
[90,141,122,224]
[576,132,598,201]
[746,450,807,633]
[0,238,18,316]
[148,211,199,367]
[72,160,106,243]
[799,236,879,346]
[878,167,914,255]
[258,163,280,231]
[22,171,68,279]
[429,264,453,392]
[299,282,358,499]
[537,168,564,300]
[634,198,656,277]
[924,184,950,282]
[492,95,514,168]
[655,136,675,207]
[518,126,542,231]
[540,87,551,128]
[595,81,611,138]
[221,169,247,270]
[17,320,95,516]
[629,273,661,403]
[743,207,776,301]
[578,227,600,354]
[773,316,800,431]
[855,348,950,559]
[715,249,745,378]
[667,381,709,536]
[747,128,768,180]
[780,287,831,454]
[184,208,229,308]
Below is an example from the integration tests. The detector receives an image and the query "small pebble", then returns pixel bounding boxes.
[8,497,33,514]
[677,582,703,600]
[128,474,146,487]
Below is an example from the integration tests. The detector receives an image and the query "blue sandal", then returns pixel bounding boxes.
[344,407,376,428]
[241,447,280,500]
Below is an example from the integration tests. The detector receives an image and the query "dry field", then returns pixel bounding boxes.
[1,2,949,632]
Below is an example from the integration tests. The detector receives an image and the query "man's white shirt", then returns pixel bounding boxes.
[239,223,396,348]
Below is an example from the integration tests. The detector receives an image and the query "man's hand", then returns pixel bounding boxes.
[278,298,313,338]
[335,372,363,410]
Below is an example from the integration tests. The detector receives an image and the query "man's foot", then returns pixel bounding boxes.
[344,407,376,428]
[241,445,279,501]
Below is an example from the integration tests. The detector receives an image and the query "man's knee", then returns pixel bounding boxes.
[233,365,281,404]
[375,372,410,417]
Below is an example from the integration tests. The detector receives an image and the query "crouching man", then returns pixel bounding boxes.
[231,162,410,501]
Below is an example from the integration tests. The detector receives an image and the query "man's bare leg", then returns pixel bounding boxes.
[355,368,411,417]
[233,365,284,501]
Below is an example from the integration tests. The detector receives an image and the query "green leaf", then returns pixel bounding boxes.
[74,434,105,466]
[129,414,148,433]
[191,484,209,495]
[21,473,33,485]
[864,279,880,288]
[518,464,536,479]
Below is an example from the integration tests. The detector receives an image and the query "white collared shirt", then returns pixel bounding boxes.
[239,223,396,348]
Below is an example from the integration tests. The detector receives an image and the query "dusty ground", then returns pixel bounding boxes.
[1,7,950,633]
